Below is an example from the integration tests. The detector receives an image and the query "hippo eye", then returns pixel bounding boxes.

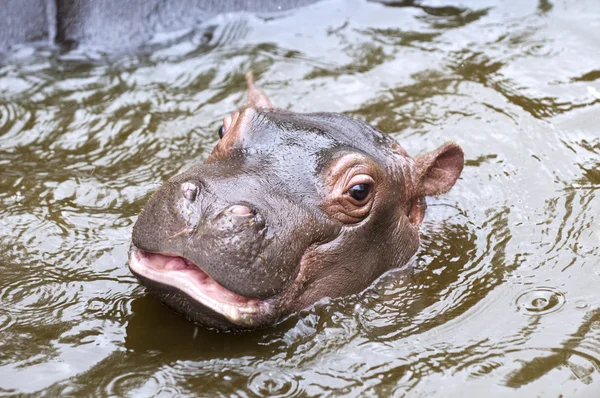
[348,184,371,202]
[218,125,225,139]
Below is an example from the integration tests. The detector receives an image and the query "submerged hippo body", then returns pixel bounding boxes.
[129,74,464,330]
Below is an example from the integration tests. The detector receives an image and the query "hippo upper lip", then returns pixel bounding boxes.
[128,246,272,325]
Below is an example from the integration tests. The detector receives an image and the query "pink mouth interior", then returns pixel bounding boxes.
[134,250,260,306]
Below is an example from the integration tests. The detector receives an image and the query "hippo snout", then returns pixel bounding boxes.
[215,204,265,233]
[132,170,300,301]
[193,205,276,299]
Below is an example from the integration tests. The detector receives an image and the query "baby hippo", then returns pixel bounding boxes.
[129,73,464,330]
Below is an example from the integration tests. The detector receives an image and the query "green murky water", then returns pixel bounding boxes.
[1,0,599,396]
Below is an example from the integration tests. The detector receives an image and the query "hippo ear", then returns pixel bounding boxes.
[414,142,464,197]
[245,71,274,109]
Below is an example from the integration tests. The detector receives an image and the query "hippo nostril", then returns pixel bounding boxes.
[181,182,199,202]
[226,204,254,217]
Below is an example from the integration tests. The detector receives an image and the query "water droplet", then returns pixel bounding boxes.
[575,300,588,310]
[467,360,503,378]
[516,287,565,316]
[88,299,104,311]
[105,372,156,396]
[248,370,301,397]
[0,310,14,332]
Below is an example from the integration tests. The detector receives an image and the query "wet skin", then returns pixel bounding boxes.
[128,73,464,330]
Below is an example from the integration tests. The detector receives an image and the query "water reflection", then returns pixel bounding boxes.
[505,309,600,388]
[1,0,599,395]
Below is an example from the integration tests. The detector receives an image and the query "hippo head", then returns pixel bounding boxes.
[128,73,464,330]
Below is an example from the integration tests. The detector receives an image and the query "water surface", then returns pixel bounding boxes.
[1,0,599,396]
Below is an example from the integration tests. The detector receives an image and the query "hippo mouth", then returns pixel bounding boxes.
[128,247,273,326]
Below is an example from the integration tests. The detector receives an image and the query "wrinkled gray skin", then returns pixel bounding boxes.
[129,75,464,330]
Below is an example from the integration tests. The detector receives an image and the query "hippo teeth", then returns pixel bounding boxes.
[128,248,267,323]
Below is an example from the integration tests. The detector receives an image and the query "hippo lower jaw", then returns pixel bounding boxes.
[128,247,276,327]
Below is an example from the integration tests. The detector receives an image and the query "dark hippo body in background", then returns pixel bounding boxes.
[0,0,54,50]
[0,0,322,51]
[0,0,419,52]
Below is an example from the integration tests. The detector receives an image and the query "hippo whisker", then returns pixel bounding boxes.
[168,228,194,239]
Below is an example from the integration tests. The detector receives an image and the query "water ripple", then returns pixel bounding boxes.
[516,287,566,316]
[248,369,303,398]
[0,309,15,333]
[0,271,79,318]
[0,0,599,396]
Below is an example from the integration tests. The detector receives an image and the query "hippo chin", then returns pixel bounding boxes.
[128,73,464,330]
